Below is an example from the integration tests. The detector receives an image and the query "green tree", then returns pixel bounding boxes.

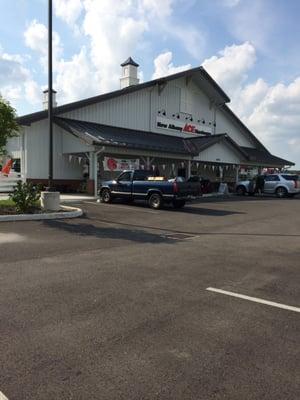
[0,96,20,156]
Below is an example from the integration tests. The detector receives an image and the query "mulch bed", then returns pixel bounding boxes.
[0,207,66,215]
[0,206,42,215]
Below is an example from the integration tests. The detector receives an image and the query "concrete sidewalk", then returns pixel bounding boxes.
[0,193,97,203]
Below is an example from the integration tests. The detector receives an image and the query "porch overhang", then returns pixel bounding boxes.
[54,117,196,158]
[240,147,295,168]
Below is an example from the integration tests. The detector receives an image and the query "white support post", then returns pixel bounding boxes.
[187,160,191,179]
[94,153,98,197]
[20,131,26,182]
[93,147,105,197]
[235,165,239,184]
[89,151,94,180]
[220,166,223,182]
[146,157,154,170]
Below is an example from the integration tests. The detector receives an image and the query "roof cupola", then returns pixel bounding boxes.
[120,57,140,89]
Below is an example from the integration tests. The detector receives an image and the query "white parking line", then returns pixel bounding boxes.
[0,391,9,400]
[0,233,26,245]
[206,287,300,313]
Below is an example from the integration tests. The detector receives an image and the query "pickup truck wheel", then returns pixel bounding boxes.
[236,185,246,196]
[173,200,186,209]
[275,187,288,198]
[100,188,112,203]
[148,193,163,209]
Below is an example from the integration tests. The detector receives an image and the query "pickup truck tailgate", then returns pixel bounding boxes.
[176,182,201,197]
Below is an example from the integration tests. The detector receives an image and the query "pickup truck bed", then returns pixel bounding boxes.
[99,170,201,209]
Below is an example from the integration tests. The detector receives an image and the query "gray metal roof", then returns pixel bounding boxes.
[55,117,294,166]
[187,134,249,158]
[241,147,294,166]
[55,117,198,155]
[121,57,139,67]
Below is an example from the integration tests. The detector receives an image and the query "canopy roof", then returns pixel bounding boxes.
[241,147,294,166]
[55,117,293,166]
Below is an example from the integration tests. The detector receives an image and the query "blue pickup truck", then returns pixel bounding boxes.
[99,170,201,209]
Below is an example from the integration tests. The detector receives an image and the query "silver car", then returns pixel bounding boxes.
[236,174,300,198]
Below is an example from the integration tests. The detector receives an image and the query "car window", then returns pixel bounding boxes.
[133,170,151,181]
[265,175,280,181]
[282,174,299,181]
[118,172,132,182]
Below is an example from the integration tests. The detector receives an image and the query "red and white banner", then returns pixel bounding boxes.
[103,157,140,172]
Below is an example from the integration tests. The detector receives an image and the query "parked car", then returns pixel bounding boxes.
[99,170,202,209]
[187,176,213,194]
[236,174,300,198]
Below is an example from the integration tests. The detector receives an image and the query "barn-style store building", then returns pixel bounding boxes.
[9,57,293,195]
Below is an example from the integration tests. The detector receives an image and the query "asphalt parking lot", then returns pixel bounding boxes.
[0,196,299,399]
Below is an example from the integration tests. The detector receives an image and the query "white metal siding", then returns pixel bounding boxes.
[194,142,242,164]
[25,120,48,179]
[25,121,85,179]
[61,77,215,138]
[6,136,22,159]
[216,108,255,148]
[54,125,90,179]
[61,127,93,154]
[63,89,151,132]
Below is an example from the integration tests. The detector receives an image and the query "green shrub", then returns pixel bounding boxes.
[9,181,41,213]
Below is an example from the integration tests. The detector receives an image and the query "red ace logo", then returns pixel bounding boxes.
[107,158,117,171]
[182,124,196,133]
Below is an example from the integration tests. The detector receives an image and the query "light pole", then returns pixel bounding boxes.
[40,0,60,211]
[47,0,54,190]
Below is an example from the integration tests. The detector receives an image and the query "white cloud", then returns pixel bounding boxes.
[24,19,63,71]
[203,42,256,98]
[138,0,204,59]
[235,78,269,117]
[55,47,100,104]
[0,44,41,108]
[20,0,203,109]
[152,51,191,79]
[24,80,41,105]
[139,0,173,18]
[24,20,48,54]
[53,0,83,26]
[202,41,300,165]
[81,0,148,93]
[164,24,205,60]
[246,78,300,142]
[288,138,300,155]
[225,1,277,53]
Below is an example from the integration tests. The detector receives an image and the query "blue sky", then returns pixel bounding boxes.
[0,0,300,166]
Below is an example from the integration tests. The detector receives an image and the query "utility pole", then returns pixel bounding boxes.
[47,0,54,190]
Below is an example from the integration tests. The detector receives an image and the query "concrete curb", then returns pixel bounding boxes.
[202,193,235,198]
[0,205,83,222]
